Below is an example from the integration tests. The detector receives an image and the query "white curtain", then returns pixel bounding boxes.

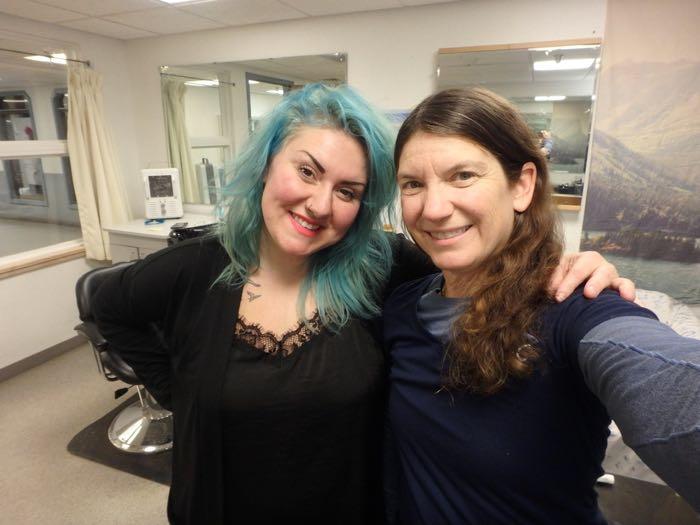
[67,63,131,261]
[162,78,200,202]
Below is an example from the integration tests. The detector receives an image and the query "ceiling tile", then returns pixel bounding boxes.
[398,0,457,6]
[59,17,158,39]
[104,6,226,34]
[0,0,83,23]
[281,0,401,17]
[179,0,306,26]
[33,0,164,17]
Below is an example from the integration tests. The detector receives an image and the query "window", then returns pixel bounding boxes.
[0,92,47,205]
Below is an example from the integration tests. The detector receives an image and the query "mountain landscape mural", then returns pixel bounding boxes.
[582,60,700,303]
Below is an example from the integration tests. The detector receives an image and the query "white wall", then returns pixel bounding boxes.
[0,257,100,369]
[125,0,606,242]
[0,14,139,369]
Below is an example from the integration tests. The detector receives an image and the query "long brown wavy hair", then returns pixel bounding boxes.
[394,88,563,395]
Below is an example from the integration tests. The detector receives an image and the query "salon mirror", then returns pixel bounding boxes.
[437,40,602,208]
[160,53,347,205]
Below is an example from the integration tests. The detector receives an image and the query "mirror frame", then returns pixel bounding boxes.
[437,38,603,211]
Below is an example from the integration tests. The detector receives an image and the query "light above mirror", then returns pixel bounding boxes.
[533,58,595,71]
[24,52,67,65]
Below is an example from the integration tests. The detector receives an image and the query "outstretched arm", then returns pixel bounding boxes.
[578,316,700,511]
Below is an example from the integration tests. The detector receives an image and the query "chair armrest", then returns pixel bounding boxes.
[99,349,139,384]
[74,321,107,348]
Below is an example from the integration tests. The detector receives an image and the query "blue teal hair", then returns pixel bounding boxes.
[215,83,396,331]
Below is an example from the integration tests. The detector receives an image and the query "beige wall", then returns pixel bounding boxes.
[124,0,607,253]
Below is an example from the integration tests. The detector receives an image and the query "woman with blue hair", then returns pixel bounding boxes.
[93,83,630,524]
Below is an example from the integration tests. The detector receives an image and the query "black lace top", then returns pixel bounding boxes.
[233,312,322,357]
[221,313,386,524]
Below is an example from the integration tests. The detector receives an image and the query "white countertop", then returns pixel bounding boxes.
[103,214,218,240]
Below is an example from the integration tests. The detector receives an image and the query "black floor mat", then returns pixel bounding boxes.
[67,395,171,486]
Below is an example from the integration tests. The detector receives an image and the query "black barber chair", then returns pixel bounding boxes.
[74,262,173,454]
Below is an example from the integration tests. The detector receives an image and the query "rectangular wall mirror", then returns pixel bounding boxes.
[160,53,347,205]
[0,40,80,257]
[437,39,602,208]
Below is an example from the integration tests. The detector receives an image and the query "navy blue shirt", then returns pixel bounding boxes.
[384,274,658,525]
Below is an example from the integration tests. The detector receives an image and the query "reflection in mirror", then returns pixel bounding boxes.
[245,74,293,134]
[160,53,347,204]
[0,43,80,257]
[437,41,601,205]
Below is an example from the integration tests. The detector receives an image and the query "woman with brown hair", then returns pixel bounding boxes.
[384,88,700,524]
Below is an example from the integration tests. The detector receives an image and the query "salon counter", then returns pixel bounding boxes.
[104,214,216,262]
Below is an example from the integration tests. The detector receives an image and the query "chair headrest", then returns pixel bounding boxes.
[75,262,135,321]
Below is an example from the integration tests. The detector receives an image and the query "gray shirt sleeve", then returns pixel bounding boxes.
[577,316,700,510]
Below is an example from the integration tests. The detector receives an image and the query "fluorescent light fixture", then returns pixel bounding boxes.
[534,58,595,71]
[25,55,50,63]
[184,79,219,87]
[247,79,259,85]
[265,89,284,95]
[159,0,200,4]
[534,95,567,102]
[529,44,600,52]
[24,52,67,65]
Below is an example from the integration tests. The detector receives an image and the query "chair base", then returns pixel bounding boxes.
[107,400,173,454]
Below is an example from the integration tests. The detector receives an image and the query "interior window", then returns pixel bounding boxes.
[0,92,47,204]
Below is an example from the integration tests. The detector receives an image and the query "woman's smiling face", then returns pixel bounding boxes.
[398,131,535,284]
[260,126,368,263]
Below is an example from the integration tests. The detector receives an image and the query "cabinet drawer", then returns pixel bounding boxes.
[110,244,139,263]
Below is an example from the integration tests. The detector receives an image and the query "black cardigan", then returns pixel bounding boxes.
[93,234,433,524]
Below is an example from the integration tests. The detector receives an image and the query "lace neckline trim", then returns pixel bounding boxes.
[234,311,322,357]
